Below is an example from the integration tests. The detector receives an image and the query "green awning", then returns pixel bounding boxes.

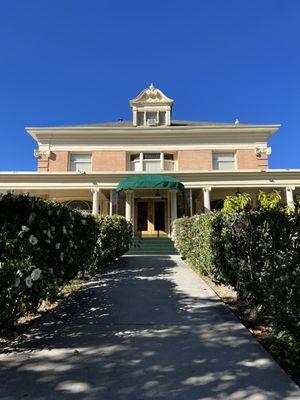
[116,175,185,193]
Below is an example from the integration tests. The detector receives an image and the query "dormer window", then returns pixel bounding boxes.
[146,112,157,126]
[130,84,173,127]
[136,111,167,127]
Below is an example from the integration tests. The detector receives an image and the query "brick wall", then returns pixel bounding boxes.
[236,149,268,170]
[92,151,127,171]
[37,155,49,172]
[48,152,69,172]
[177,150,212,171]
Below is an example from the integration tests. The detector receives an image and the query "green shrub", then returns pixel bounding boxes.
[212,210,300,338]
[173,214,215,275]
[173,208,300,358]
[0,193,98,332]
[93,215,133,272]
[257,190,282,210]
[270,330,300,368]
[222,192,252,213]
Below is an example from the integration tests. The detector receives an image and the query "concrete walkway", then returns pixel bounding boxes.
[0,256,299,400]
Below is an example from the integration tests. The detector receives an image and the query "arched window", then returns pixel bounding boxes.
[64,200,92,212]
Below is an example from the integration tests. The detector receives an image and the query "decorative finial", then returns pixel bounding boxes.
[149,83,154,90]
[235,118,240,124]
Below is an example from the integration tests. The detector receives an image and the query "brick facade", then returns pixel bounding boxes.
[177,150,212,171]
[48,152,69,172]
[92,151,127,171]
[38,149,268,172]
[236,149,268,170]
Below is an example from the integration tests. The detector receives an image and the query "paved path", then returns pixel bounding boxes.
[0,255,299,400]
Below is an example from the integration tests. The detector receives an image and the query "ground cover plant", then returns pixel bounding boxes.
[173,191,300,376]
[0,193,133,334]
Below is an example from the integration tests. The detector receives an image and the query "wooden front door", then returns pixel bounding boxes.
[136,199,167,236]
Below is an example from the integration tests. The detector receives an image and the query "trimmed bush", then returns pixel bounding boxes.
[212,210,300,333]
[0,193,98,332]
[173,215,214,275]
[173,209,300,365]
[93,215,133,272]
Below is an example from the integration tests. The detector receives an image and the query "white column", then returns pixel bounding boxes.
[125,190,133,221]
[170,190,177,231]
[91,188,100,216]
[203,187,211,214]
[109,190,113,216]
[189,188,193,217]
[286,186,295,208]
[116,192,119,215]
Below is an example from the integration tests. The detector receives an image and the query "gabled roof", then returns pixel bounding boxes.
[130,84,174,107]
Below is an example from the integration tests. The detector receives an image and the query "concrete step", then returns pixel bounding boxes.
[127,237,178,255]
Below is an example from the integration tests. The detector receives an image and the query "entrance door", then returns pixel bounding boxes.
[136,200,167,236]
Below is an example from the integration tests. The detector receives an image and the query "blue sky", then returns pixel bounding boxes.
[0,0,299,170]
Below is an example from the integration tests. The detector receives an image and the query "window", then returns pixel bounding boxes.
[136,111,167,126]
[143,153,161,172]
[164,153,174,171]
[159,111,166,126]
[213,152,235,170]
[130,153,142,171]
[129,152,175,171]
[64,200,92,212]
[146,112,157,126]
[137,112,144,126]
[70,154,92,173]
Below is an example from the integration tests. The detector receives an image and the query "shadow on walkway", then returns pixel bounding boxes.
[0,255,299,399]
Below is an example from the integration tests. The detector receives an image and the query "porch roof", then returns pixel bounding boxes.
[116,174,185,193]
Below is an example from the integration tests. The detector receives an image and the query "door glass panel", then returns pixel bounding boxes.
[154,202,165,231]
[137,202,148,231]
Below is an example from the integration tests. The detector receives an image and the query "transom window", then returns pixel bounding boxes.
[70,154,92,173]
[213,152,235,170]
[130,152,175,171]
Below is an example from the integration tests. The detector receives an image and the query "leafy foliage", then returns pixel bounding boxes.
[173,207,300,366]
[0,194,133,332]
[173,215,214,275]
[212,210,300,339]
[92,215,133,272]
[0,193,98,332]
[257,190,282,210]
[222,192,252,213]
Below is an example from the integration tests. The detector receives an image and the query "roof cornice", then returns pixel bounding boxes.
[25,124,281,143]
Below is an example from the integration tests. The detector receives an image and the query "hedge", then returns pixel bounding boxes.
[0,193,133,332]
[173,209,300,364]
[93,215,133,272]
[173,215,214,275]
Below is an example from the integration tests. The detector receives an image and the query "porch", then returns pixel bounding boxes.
[1,170,299,237]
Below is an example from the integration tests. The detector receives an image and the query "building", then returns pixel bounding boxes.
[1,84,299,237]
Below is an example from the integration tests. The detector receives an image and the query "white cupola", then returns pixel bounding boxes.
[130,84,173,127]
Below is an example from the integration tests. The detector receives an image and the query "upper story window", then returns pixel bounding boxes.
[136,111,167,127]
[213,152,235,171]
[130,152,175,171]
[70,153,92,173]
